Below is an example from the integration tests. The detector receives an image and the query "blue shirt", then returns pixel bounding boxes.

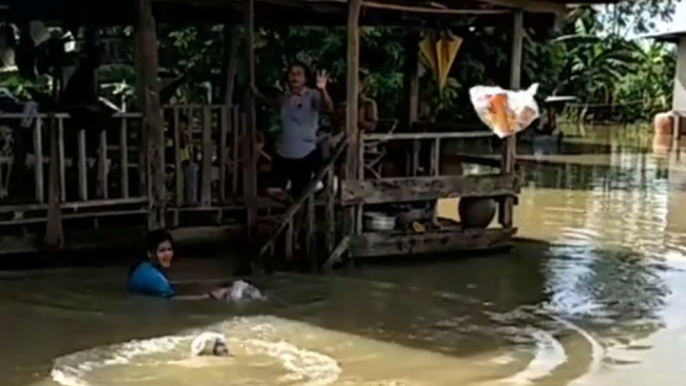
[127,261,176,298]
[279,87,322,159]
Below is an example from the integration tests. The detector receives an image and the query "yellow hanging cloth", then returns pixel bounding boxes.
[418,31,463,92]
[437,31,463,91]
[434,35,445,90]
[419,33,437,75]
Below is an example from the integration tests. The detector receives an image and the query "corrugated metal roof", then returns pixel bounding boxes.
[640,29,686,43]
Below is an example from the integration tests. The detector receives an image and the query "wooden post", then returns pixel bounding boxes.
[172,108,182,209]
[285,220,294,262]
[201,106,212,207]
[58,118,66,200]
[499,10,523,229]
[510,11,523,91]
[99,130,108,199]
[33,118,43,203]
[77,129,88,200]
[325,168,336,254]
[403,32,419,176]
[45,75,63,249]
[344,0,362,236]
[403,31,419,132]
[306,196,316,272]
[231,107,240,197]
[430,138,440,176]
[219,106,229,203]
[135,0,166,230]
[221,25,239,106]
[46,116,63,248]
[243,0,258,240]
[120,117,129,198]
[220,26,238,204]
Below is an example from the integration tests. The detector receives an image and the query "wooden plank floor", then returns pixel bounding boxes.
[350,227,516,257]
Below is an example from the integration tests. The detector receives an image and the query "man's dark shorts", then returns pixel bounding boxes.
[271,149,323,199]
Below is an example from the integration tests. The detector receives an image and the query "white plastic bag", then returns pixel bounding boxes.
[469,83,540,138]
[226,280,266,302]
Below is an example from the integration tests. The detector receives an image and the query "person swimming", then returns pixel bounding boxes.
[127,230,229,300]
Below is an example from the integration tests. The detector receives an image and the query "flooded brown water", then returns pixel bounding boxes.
[2,126,686,386]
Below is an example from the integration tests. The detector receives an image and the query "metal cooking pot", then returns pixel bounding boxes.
[363,211,396,232]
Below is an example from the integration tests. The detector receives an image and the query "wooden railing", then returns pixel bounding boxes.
[0,111,148,226]
[163,104,244,207]
[340,129,519,258]
[361,130,495,177]
[258,137,348,272]
[0,104,246,228]
[162,105,248,227]
[347,130,510,213]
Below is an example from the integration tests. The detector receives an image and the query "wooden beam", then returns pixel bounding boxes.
[323,235,351,272]
[476,0,565,14]
[363,131,492,141]
[341,174,519,205]
[157,0,510,14]
[411,122,483,132]
[455,153,508,169]
[364,1,509,13]
[135,0,166,230]
[350,228,516,257]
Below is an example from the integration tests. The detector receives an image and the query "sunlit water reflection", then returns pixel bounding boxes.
[2,126,686,386]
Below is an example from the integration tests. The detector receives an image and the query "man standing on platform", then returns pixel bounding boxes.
[254,61,334,201]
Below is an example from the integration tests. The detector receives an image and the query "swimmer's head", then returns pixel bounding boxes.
[190,332,230,357]
[212,339,230,356]
[147,229,174,268]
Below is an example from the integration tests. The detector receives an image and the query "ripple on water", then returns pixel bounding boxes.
[496,328,566,385]
[47,308,602,386]
[50,318,342,386]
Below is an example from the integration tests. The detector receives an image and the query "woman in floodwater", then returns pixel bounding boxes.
[127,230,228,300]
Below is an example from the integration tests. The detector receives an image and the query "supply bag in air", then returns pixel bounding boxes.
[469,83,540,138]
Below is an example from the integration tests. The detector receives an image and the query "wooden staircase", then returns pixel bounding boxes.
[255,138,349,273]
